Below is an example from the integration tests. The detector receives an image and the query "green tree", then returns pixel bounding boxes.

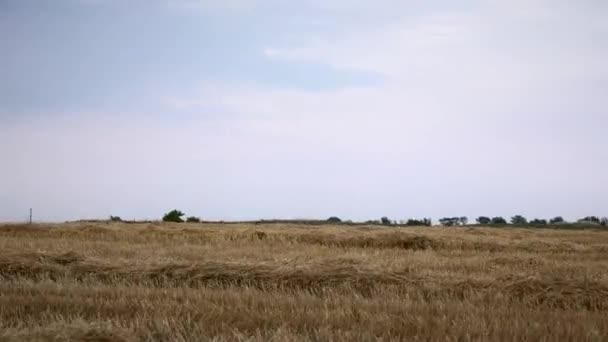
[163,210,185,223]
[476,216,491,225]
[578,216,600,224]
[491,217,507,225]
[406,218,432,226]
[510,215,528,225]
[439,217,458,226]
[186,216,201,223]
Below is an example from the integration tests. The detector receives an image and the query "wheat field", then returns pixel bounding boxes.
[0,222,607,341]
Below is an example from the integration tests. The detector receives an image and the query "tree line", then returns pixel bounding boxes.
[110,210,608,227]
[353,215,608,227]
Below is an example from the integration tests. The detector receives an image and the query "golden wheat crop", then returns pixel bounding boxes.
[0,222,607,341]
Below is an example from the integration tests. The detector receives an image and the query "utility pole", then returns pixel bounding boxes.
[29,208,32,224]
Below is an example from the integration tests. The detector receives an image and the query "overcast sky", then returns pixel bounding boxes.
[1,0,607,222]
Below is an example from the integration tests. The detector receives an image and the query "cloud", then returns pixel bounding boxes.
[2,0,607,221]
[158,0,607,219]
[263,1,608,82]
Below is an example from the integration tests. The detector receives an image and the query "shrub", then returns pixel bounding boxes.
[530,219,548,225]
[109,216,122,222]
[510,215,528,225]
[578,216,600,224]
[186,216,201,223]
[549,216,565,224]
[491,217,507,225]
[439,217,457,226]
[163,210,185,223]
[601,217,608,226]
[406,218,432,226]
[439,218,456,226]
[381,217,392,225]
[476,216,491,225]
[439,217,467,226]
[327,217,342,223]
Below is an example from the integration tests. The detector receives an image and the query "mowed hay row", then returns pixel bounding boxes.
[2,251,608,310]
[1,281,608,342]
[2,222,608,340]
[0,223,443,250]
[0,251,421,294]
[2,223,606,256]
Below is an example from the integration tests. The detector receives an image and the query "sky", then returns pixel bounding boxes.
[1,0,607,222]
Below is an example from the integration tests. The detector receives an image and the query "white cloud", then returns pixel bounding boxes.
[3,0,607,221]
[264,1,608,83]
[158,0,608,220]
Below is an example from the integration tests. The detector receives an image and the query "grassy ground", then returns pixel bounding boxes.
[0,222,607,341]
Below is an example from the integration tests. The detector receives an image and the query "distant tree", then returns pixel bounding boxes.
[475,216,492,224]
[186,216,201,223]
[327,216,342,223]
[109,216,122,222]
[601,217,608,226]
[578,216,600,224]
[439,217,458,226]
[406,218,432,226]
[491,217,507,225]
[549,216,565,224]
[530,219,548,225]
[510,215,528,225]
[439,217,467,226]
[476,216,491,225]
[381,217,392,225]
[163,209,185,223]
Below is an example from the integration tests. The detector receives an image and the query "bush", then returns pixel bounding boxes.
[109,216,122,222]
[327,217,342,223]
[476,216,491,225]
[549,216,565,224]
[578,216,600,224]
[381,217,392,225]
[601,217,608,226]
[530,219,548,225]
[186,216,201,223]
[510,215,528,225]
[439,218,457,226]
[439,217,467,226]
[491,217,507,225]
[163,210,185,223]
[406,218,432,226]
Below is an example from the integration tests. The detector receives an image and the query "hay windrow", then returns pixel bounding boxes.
[2,251,608,311]
[0,252,421,293]
[291,233,442,250]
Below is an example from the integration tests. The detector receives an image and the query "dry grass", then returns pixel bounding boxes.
[1,222,607,341]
